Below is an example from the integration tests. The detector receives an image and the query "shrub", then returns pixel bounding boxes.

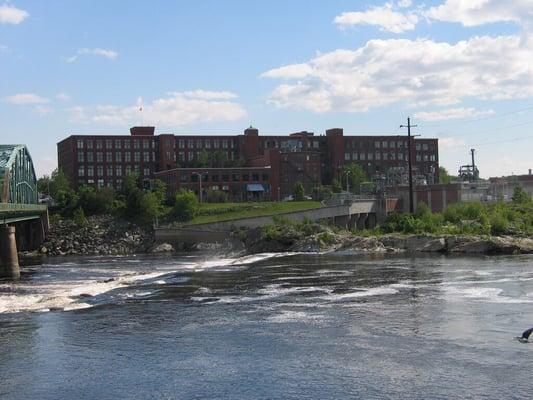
[293,181,305,201]
[206,189,228,203]
[72,207,88,227]
[173,189,199,222]
[78,186,115,215]
[490,211,509,235]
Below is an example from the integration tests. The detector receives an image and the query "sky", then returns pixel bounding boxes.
[1,0,533,178]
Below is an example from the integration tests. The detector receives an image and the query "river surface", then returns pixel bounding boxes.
[1,252,533,399]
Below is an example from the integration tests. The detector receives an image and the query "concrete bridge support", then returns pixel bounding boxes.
[0,225,20,280]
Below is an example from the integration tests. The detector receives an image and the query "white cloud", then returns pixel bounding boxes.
[56,93,71,101]
[4,93,50,105]
[69,91,247,126]
[0,3,29,25]
[415,107,494,121]
[65,48,118,63]
[0,44,7,53]
[438,137,466,149]
[397,0,412,8]
[426,0,533,28]
[334,2,418,33]
[262,34,533,113]
[33,105,53,116]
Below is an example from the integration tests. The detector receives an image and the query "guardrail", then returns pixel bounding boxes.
[0,203,48,212]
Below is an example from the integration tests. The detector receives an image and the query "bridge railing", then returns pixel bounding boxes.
[0,203,48,212]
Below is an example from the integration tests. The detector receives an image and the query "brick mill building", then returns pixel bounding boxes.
[57,126,439,201]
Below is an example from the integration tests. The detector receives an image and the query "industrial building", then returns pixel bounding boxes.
[57,126,439,201]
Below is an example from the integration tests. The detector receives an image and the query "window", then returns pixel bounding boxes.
[188,139,194,148]
[211,174,219,182]
[107,166,113,176]
[77,151,84,162]
[115,139,121,149]
[178,152,185,162]
[375,152,381,160]
[180,173,188,183]
[97,165,103,176]
[360,153,366,161]
[116,153,122,162]
[213,140,219,149]
[222,140,228,149]
[87,166,94,176]
[416,143,421,151]
[178,139,185,149]
[134,140,140,149]
[143,139,149,149]
[96,152,103,162]
[106,152,112,162]
[134,165,140,173]
[197,139,202,149]
[422,143,428,151]
[314,140,319,149]
[345,152,351,161]
[253,174,259,181]
[77,140,84,149]
[87,152,93,163]
[205,140,211,149]
[383,153,388,160]
[106,139,112,149]
[382,141,388,148]
[242,174,249,181]
[191,174,198,183]
[262,174,269,181]
[144,152,150,162]
[368,152,374,160]
[87,140,93,149]
[390,153,396,160]
[188,152,194,161]
[232,173,240,182]
[375,141,381,149]
[222,174,229,182]
[97,179,104,188]
[125,152,131,162]
[416,154,421,161]
[96,140,103,149]
[78,166,85,177]
[398,153,404,160]
[143,168,150,176]
[124,140,130,149]
[125,165,132,174]
[116,179,123,189]
[353,152,358,161]
[134,152,141,162]
[116,166,122,176]
[430,154,436,162]
[423,154,429,161]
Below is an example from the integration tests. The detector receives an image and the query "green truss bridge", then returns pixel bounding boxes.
[1,145,49,278]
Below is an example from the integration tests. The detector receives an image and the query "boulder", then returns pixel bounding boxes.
[149,243,175,253]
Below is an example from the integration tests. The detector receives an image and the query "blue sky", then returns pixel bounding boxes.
[2,0,533,178]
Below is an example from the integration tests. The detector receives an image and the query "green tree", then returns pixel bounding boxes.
[293,181,305,201]
[512,186,530,204]
[151,179,167,204]
[173,189,199,222]
[37,175,51,195]
[439,166,458,184]
[206,189,228,203]
[342,163,367,193]
[78,186,115,215]
[331,178,342,193]
[197,150,210,168]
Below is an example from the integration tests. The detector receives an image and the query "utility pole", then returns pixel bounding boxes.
[400,117,417,214]
[471,149,477,182]
[193,172,206,203]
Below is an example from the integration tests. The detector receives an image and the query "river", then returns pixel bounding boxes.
[1,252,533,399]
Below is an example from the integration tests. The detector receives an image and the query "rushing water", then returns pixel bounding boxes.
[1,252,533,399]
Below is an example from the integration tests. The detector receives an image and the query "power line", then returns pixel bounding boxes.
[417,104,533,128]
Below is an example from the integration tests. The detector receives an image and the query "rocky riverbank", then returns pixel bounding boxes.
[38,215,158,256]
[243,225,533,255]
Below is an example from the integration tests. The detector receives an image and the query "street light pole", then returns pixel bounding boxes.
[400,117,418,214]
[345,170,351,193]
[193,172,207,203]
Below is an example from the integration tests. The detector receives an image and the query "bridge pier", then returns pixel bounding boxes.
[0,225,20,280]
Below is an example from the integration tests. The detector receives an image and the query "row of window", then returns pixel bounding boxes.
[344,152,437,162]
[177,139,234,149]
[76,139,155,150]
[77,151,155,163]
[345,140,435,151]
[78,165,151,177]
[180,173,269,183]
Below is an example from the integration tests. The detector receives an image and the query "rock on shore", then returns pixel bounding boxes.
[246,228,533,255]
[40,215,155,256]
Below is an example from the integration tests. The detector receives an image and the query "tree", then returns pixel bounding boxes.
[37,175,51,195]
[512,186,530,204]
[151,179,167,204]
[206,189,228,203]
[197,150,210,168]
[78,186,115,215]
[439,166,458,184]
[331,178,342,193]
[173,189,199,222]
[342,163,367,193]
[293,181,305,201]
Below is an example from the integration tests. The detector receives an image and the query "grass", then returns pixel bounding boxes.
[187,201,322,225]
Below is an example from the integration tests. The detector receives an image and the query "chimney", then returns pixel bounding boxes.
[529,169,532,176]
[130,126,155,136]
